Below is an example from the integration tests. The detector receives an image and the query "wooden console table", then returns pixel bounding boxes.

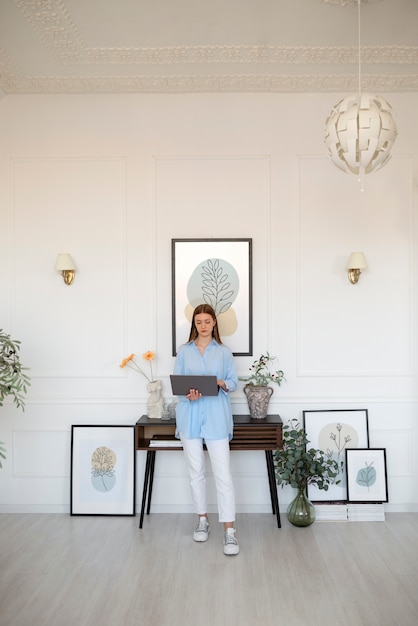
[135,414,283,529]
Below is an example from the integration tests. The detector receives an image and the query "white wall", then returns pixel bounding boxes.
[0,92,417,514]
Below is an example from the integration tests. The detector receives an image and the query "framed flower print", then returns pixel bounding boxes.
[303,409,369,503]
[71,425,136,516]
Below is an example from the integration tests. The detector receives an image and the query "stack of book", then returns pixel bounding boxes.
[347,503,386,521]
[314,504,348,521]
[149,435,182,448]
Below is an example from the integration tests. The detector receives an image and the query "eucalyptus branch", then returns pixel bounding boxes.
[274,419,342,492]
[0,329,31,410]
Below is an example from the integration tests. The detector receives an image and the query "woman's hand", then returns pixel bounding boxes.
[186,388,202,401]
[217,380,227,391]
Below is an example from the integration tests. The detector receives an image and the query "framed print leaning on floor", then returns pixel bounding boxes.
[346,448,389,503]
[303,409,369,503]
[71,425,136,516]
[171,238,253,356]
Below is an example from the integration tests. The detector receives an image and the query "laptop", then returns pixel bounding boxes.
[170,375,219,396]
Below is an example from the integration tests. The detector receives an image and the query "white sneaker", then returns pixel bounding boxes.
[193,517,210,542]
[223,528,240,556]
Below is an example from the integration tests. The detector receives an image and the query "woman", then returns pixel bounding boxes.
[174,303,239,556]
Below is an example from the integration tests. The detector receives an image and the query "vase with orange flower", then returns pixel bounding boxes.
[119,351,164,419]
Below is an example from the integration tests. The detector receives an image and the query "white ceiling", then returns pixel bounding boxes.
[0,0,417,96]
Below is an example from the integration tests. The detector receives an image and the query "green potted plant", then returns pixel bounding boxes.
[274,419,342,526]
[0,329,30,467]
[239,352,285,419]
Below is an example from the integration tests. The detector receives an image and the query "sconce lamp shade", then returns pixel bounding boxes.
[347,251,367,285]
[55,253,76,285]
[347,252,367,270]
[55,253,75,271]
[324,93,397,178]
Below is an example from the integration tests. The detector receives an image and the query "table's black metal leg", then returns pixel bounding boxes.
[146,451,156,515]
[265,450,276,514]
[139,451,152,528]
[265,450,281,528]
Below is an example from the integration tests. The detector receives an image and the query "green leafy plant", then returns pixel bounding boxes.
[0,329,31,409]
[0,329,31,468]
[239,352,285,387]
[274,419,342,491]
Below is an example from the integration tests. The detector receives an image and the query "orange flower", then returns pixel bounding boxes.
[119,353,135,369]
[119,351,155,382]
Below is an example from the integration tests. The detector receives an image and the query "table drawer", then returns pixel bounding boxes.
[231,425,282,449]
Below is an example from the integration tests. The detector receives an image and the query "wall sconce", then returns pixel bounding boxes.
[54,253,76,285]
[347,252,367,285]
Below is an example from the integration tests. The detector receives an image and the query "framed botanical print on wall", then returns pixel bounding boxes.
[171,238,253,356]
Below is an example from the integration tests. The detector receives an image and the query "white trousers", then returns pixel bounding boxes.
[180,435,236,523]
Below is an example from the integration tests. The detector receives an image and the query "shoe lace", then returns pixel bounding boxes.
[224,529,237,545]
[196,518,208,532]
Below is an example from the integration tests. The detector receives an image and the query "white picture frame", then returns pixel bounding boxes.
[171,238,253,356]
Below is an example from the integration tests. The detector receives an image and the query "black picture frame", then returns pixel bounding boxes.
[303,409,369,503]
[346,448,389,503]
[70,425,136,516]
[171,238,253,356]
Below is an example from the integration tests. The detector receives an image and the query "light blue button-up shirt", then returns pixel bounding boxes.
[174,340,238,441]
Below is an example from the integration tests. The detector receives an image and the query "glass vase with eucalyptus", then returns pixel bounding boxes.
[274,419,342,527]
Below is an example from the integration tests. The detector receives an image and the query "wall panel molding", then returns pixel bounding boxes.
[11,156,128,380]
[12,430,69,477]
[296,154,414,379]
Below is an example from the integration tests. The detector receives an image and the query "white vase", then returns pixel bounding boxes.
[147,379,164,419]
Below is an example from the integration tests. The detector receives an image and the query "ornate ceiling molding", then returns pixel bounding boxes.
[42,45,418,67]
[15,0,83,63]
[14,0,416,67]
[3,0,415,94]
[320,0,382,5]
[1,72,416,95]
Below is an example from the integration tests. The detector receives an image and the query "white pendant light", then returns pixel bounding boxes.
[324,0,397,185]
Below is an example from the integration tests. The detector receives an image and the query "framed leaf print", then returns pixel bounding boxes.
[346,448,389,503]
[171,238,253,356]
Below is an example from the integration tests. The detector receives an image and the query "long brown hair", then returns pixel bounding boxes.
[188,304,222,344]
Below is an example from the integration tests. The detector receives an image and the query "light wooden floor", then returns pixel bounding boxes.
[0,512,417,626]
